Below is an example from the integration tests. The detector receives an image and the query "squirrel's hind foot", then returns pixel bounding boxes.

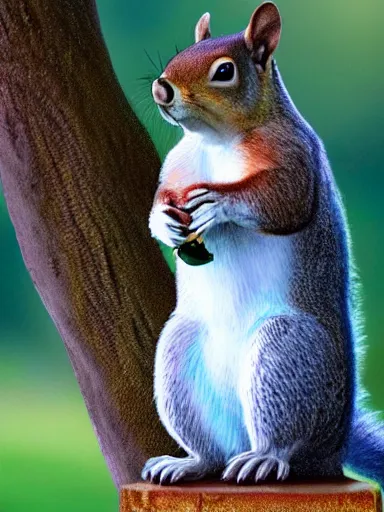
[141,455,213,485]
[221,451,290,483]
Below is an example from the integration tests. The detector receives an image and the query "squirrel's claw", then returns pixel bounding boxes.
[222,452,290,483]
[186,196,228,236]
[141,455,211,485]
[188,202,218,235]
[191,218,217,237]
[182,189,221,212]
[184,187,211,201]
[149,204,191,248]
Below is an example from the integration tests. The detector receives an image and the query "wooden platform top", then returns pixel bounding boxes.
[120,478,382,512]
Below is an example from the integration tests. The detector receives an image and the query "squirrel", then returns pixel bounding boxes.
[142,2,384,486]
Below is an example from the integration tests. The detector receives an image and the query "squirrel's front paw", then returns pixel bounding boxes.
[141,455,211,485]
[181,187,228,236]
[149,204,191,248]
[222,451,290,483]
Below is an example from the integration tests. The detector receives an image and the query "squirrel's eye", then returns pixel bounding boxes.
[208,59,238,88]
[211,62,235,82]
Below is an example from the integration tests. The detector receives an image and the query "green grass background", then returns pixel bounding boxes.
[1,0,384,509]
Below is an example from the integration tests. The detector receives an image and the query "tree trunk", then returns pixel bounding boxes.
[0,0,180,487]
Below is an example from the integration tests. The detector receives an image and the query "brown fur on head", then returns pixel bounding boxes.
[153,3,282,138]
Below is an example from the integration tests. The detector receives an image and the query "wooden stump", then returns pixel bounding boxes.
[120,478,382,512]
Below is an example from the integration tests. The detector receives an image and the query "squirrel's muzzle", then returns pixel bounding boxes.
[152,78,175,107]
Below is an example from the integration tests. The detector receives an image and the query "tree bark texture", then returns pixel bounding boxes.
[0,0,180,487]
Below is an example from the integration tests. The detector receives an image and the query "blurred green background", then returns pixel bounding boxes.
[1,0,383,510]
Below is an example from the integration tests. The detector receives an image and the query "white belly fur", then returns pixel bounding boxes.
[177,226,292,375]
[175,224,293,457]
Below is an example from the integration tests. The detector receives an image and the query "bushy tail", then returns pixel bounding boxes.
[345,408,384,487]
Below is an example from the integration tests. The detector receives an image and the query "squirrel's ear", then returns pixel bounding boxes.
[244,2,281,71]
[195,12,211,43]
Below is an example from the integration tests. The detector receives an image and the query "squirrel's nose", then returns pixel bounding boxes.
[152,78,175,106]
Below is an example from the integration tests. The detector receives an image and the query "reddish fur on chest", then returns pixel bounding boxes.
[237,129,280,178]
[196,129,282,197]
[160,128,283,207]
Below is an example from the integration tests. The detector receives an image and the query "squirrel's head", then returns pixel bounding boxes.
[152,2,282,138]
